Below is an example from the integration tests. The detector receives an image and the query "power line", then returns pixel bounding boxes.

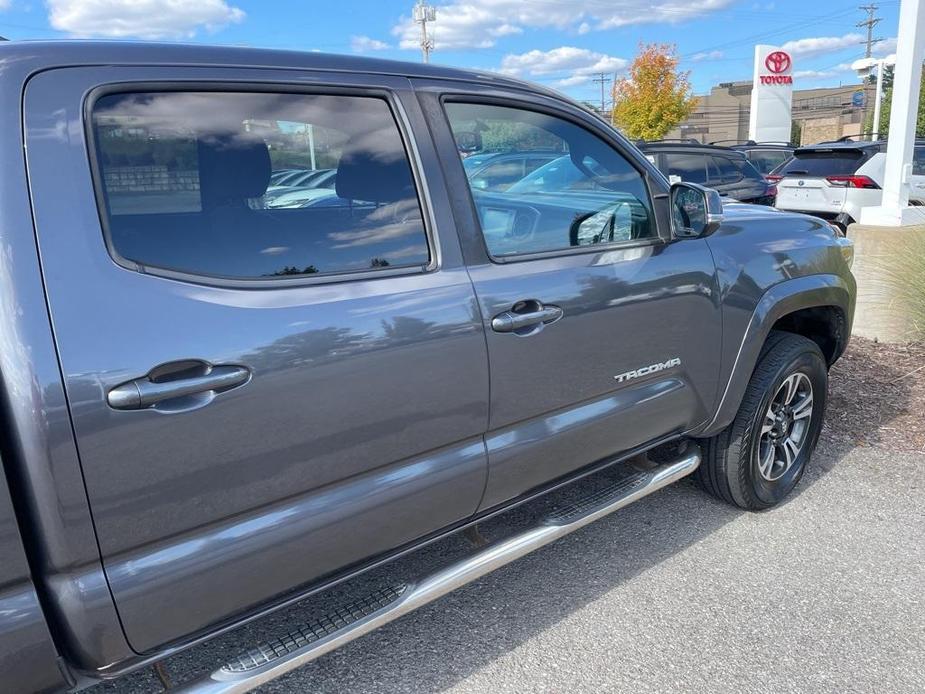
[857,4,884,58]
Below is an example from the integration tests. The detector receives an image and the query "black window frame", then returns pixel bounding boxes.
[83,81,438,289]
[440,95,663,264]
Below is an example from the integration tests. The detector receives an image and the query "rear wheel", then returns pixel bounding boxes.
[697,331,827,510]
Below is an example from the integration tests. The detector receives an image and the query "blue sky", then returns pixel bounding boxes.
[0,1,903,102]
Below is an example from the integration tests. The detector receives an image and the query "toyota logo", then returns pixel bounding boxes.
[765,51,791,74]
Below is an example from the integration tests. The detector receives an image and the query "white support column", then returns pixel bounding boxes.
[860,0,925,226]
[872,60,885,141]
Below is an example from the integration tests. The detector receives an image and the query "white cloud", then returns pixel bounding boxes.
[691,50,724,62]
[47,0,244,39]
[351,35,390,52]
[792,63,853,80]
[0,1,10,11]
[391,0,735,50]
[873,37,898,56]
[780,33,863,58]
[498,46,627,88]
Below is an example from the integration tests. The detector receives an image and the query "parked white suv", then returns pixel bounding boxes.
[771,139,925,230]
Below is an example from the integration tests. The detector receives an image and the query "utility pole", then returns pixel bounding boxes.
[413,1,436,64]
[858,4,884,58]
[592,72,612,118]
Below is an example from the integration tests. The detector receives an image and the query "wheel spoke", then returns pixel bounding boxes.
[792,393,813,420]
[761,410,776,435]
[759,443,774,477]
[781,374,798,405]
[782,437,799,468]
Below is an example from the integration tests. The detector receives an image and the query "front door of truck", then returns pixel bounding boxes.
[418,83,722,509]
[24,67,489,653]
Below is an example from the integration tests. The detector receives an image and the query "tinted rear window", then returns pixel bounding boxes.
[90,91,430,281]
[778,150,866,177]
[661,153,708,184]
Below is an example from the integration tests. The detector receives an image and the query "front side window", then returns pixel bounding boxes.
[446,102,655,258]
[91,91,429,280]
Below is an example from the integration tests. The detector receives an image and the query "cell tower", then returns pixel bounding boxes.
[414,1,437,64]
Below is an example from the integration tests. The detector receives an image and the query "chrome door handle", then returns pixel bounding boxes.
[108,363,250,411]
[491,303,564,334]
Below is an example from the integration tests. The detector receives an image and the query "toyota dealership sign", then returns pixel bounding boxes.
[761,51,793,84]
[749,44,794,142]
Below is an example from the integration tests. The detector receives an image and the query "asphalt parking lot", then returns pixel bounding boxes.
[95,422,925,694]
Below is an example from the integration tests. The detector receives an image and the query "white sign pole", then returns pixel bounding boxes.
[749,45,794,143]
[860,0,925,226]
[872,60,885,141]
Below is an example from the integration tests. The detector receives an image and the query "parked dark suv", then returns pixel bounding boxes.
[723,141,795,176]
[639,140,777,205]
[0,41,855,694]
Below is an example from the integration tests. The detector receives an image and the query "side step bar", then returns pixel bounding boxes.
[175,444,701,693]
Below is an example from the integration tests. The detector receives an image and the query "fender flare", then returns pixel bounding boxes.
[698,273,855,437]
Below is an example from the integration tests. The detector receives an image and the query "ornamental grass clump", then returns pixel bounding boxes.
[882,228,925,342]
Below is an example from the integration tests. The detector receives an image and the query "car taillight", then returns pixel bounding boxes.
[765,174,783,184]
[825,175,879,189]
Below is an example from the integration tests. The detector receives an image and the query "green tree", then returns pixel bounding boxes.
[863,63,925,137]
[611,43,697,140]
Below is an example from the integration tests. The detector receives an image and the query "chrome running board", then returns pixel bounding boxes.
[175,444,701,693]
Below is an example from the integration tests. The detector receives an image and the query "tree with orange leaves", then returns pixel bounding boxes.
[611,43,697,140]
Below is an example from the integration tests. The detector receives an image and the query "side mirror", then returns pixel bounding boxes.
[569,202,634,246]
[670,182,724,238]
[455,131,482,154]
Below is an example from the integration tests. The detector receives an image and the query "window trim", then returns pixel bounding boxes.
[82,81,438,289]
[440,94,665,265]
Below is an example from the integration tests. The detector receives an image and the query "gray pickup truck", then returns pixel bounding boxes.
[0,42,855,693]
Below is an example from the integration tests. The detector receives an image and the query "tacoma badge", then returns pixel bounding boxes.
[614,357,682,383]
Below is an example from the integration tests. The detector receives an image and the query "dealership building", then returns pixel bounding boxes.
[666,79,877,145]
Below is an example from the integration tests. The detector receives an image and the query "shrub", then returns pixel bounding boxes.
[882,228,925,341]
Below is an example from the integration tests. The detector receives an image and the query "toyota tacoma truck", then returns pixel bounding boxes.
[0,42,855,693]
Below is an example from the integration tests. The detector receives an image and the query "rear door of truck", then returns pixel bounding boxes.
[23,66,489,653]
[0,458,65,693]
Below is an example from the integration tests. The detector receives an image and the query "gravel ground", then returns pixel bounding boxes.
[95,340,925,694]
[825,337,925,452]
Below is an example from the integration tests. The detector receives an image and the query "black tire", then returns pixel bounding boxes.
[697,331,828,510]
